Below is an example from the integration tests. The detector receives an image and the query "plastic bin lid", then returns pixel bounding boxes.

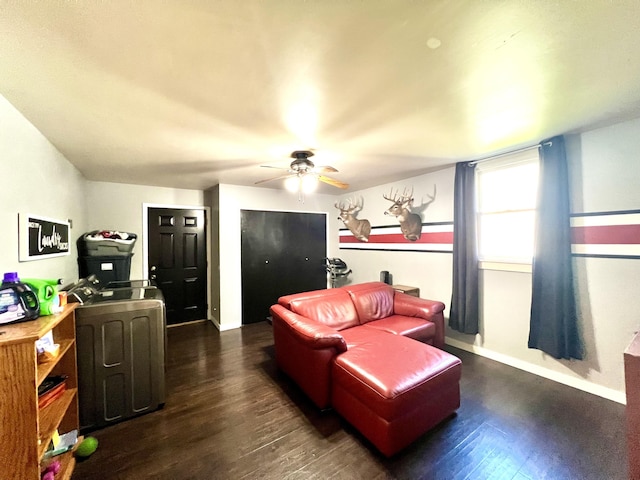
[82,231,137,243]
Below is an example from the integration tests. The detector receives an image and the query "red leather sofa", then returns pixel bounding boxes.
[270,281,462,456]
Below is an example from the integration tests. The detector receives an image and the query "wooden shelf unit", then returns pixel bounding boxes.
[0,304,79,480]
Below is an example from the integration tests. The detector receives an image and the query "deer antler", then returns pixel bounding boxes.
[346,196,364,213]
[401,187,414,203]
[336,198,361,214]
[384,187,416,204]
[383,188,401,203]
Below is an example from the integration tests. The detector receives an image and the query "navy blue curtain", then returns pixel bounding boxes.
[528,136,583,359]
[449,161,479,334]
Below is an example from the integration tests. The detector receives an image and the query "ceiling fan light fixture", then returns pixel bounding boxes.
[300,174,319,193]
[284,173,318,194]
[284,175,300,192]
[256,149,348,193]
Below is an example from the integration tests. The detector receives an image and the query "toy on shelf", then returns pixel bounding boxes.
[23,278,64,316]
[40,459,60,480]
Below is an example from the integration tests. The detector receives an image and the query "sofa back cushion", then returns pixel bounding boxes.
[278,288,360,331]
[342,282,394,324]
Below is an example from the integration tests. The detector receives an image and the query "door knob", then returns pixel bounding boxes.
[150,265,157,271]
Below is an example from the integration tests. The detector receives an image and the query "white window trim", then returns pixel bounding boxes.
[479,260,532,273]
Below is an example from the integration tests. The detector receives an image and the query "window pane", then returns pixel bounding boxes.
[479,211,536,262]
[479,162,539,212]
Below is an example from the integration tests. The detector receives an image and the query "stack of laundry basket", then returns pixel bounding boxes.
[77,230,137,285]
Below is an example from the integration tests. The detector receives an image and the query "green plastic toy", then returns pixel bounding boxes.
[75,436,98,458]
[22,279,62,316]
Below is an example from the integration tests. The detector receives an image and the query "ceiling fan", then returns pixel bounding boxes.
[255,150,349,190]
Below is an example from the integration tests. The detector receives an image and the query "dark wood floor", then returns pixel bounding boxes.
[73,321,627,480]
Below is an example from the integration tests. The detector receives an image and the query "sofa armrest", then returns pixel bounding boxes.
[393,292,446,348]
[393,293,445,316]
[270,304,348,353]
[271,304,347,408]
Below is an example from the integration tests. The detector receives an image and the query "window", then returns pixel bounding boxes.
[476,150,539,266]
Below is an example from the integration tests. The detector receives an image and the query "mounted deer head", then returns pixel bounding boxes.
[335,196,371,242]
[383,187,422,241]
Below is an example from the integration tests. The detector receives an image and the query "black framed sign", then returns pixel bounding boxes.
[19,213,71,261]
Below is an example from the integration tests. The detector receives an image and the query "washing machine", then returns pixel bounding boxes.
[63,277,166,433]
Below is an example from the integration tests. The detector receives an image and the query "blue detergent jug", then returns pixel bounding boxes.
[0,272,40,325]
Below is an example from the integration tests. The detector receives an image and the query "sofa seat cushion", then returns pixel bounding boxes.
[332,334,461,422]
[279,288,359,331]
[339,325,388,349]
[362,315,436,343]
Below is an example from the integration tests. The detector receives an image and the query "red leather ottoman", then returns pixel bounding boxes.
[331,334,462,457]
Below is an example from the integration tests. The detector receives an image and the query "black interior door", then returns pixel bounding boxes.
[148,208,207,325]
[241,210,327,324]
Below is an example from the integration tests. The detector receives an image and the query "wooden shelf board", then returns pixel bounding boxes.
[38,388,78,460]
[37,338,75,386]
[57,450,76,480]
[0,304,77,346]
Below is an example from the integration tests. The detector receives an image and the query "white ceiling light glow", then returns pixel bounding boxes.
[284,175,300,192]
[284,173,319,194]
[284,88,319,147]
[300,174,318,193]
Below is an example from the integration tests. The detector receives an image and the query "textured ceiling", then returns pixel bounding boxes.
[1,1,640,194]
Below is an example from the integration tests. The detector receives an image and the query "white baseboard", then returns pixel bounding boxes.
[166,319,208,328]
[209,317,221,330]
[219,320,241,331]
[445,337,626,405]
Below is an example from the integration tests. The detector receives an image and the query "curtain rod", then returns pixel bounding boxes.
[468,141,552,166]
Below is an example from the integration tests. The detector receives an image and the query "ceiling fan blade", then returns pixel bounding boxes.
[318,175,349,189]
[313,165,338,174]
[254,173,295,185]
[260,165,289,170]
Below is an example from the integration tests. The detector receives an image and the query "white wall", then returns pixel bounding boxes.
[569,117,640,213]
[338,117,640,404]
[565,118,640,401]
[83,181,205,280]
[206,186,220,325]
[0,95,86,283]
[216,184,339,331]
